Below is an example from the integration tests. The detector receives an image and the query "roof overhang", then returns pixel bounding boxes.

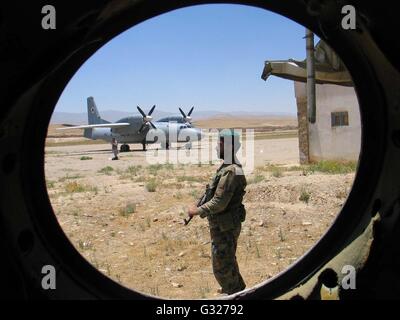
[261,59,354,87]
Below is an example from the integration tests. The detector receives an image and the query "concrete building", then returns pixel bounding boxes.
[262,40,361,164]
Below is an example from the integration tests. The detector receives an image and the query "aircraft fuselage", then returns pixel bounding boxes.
[90,116,202,145]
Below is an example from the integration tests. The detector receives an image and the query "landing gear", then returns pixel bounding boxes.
[161,142,170,149]
[120,144,130,152]
[142,142,147,151]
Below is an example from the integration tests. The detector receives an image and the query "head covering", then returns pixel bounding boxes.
[218,128,240,139]
[218,129,241,155]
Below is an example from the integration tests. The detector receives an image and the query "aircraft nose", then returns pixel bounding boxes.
[195,128,202,140]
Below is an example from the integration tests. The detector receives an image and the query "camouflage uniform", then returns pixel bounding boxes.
[197,163,247,294]
[111,139,118,160]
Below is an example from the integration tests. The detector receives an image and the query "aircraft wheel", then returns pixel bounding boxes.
[120,144,130,152]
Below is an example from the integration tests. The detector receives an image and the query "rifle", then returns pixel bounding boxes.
[184,184,209,226]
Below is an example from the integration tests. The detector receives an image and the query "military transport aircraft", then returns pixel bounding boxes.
[58,97,202,151]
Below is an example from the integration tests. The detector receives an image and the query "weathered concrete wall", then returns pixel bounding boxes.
[295,81,361,162]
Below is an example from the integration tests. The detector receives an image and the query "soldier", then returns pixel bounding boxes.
[111,138,119,160]
[187,129,247,295]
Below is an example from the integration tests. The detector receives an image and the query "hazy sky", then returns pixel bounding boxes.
[55,4,312,115]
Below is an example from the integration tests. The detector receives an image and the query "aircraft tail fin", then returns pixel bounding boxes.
[87,97,110,125]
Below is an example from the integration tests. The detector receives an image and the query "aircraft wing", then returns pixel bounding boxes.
[57,123,130,130]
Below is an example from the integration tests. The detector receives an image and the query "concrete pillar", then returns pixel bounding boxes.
[296,95,310,164]
[306,29,316,124]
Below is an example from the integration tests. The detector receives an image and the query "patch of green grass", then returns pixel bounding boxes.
[98,166,114,175]
[147,164,163,175]
[118,165,143,180]
[278,227,286,242]
[80,156,92,160]
[285,165,314,176]
[126,165,142,175]
[133,176,146,183]
[257,164,282,172]
[145,179,157,192]
[308,160,357,174]
[260,160,357,176]
[164,162,174,170]
[272,167,283,178]
[256,164,285,177]
[176,175,203,183]
[58,174,82,182]
[248,174,264,184]
[299,189,311,204]
[119,203,136,217]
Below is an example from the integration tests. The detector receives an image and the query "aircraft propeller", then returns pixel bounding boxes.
[179,106,194,124]
[137,105,157,133]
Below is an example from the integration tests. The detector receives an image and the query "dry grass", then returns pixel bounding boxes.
[146,178,158,192]
[98,166,114,175]
[119,203,137,217]
[299,189,311,204]
[64,181,98,194]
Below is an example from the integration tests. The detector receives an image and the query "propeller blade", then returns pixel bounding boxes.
[148,105,156,115]
[137,106,146,118]
[179,107,187,118]
[188,106,194,116]
[138,123,146,133]
[150,122,157,130]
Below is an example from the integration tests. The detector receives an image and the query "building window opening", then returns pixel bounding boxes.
[331,111,349,127]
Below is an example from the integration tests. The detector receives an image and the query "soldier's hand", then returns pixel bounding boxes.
[187,205,199,218]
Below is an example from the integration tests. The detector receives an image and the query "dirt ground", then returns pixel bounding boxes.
[44,130,355,299]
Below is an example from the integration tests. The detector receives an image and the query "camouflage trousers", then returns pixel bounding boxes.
[210,224,246,294]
